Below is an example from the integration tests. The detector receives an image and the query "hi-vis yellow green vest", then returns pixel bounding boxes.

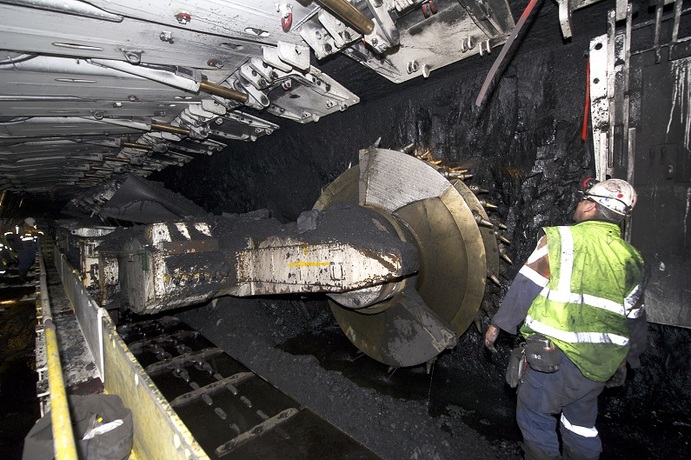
[520,221,644,382]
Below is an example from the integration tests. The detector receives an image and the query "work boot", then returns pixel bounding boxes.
[522,441,562,460]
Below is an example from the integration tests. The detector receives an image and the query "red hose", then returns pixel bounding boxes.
[581,54,591,142]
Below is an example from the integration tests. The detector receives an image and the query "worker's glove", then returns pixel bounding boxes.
[484,324,499,354]
[606,362,627,388]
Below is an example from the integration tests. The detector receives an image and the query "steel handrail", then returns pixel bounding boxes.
[38,247,78,459]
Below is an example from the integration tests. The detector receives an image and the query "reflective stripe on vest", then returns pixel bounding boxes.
[519,264,549,287]
[520,221,644,382]
[524,316,629,346]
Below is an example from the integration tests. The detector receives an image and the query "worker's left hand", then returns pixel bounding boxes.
[606,362,627,387]
[484,324,499,354]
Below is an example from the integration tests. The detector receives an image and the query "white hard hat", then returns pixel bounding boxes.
[585,179,637,215]
[24,217,36,226]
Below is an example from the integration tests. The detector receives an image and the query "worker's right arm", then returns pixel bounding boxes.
[484,235,550,352]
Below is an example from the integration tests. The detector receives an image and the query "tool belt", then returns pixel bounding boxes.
[524,335,561,373]
[505,335,561,388]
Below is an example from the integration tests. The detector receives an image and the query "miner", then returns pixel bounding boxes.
[17,217,43,280]
[484,178,647,460]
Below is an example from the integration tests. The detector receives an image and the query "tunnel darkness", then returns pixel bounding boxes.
[140,1,691,459]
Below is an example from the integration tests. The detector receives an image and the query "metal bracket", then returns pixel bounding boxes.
[363,0,400,54]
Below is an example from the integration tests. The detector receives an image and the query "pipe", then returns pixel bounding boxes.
[150,122,191,136]
[122,142,153,150]
[92,61,249,103]
[89,59,199,92]
[104,156,132,163]
[38,253,79,460]
[475,0,544,107]
[89,117,151,132]
[199,81,249,103]
[13,0,123,22]
[315,0,374,35]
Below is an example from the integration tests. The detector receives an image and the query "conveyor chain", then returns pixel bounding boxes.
[144,347,225,376]
[169,372,254,408]
[118,315,381,459]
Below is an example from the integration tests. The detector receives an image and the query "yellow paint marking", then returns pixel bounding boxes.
[288,261,332,267]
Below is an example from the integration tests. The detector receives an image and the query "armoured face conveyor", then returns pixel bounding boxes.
[111,147,502,367]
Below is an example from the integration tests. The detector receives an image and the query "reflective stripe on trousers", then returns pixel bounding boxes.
[516,349,606,460]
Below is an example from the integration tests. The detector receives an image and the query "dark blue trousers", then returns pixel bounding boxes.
[516,349,606,460]
[17,240,37,277]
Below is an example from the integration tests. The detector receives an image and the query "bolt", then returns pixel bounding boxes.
[175,12,191,24]
[159,31,174,44]
[422,64,430,78]
[123,50,142,64]
[407,60,419,74]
